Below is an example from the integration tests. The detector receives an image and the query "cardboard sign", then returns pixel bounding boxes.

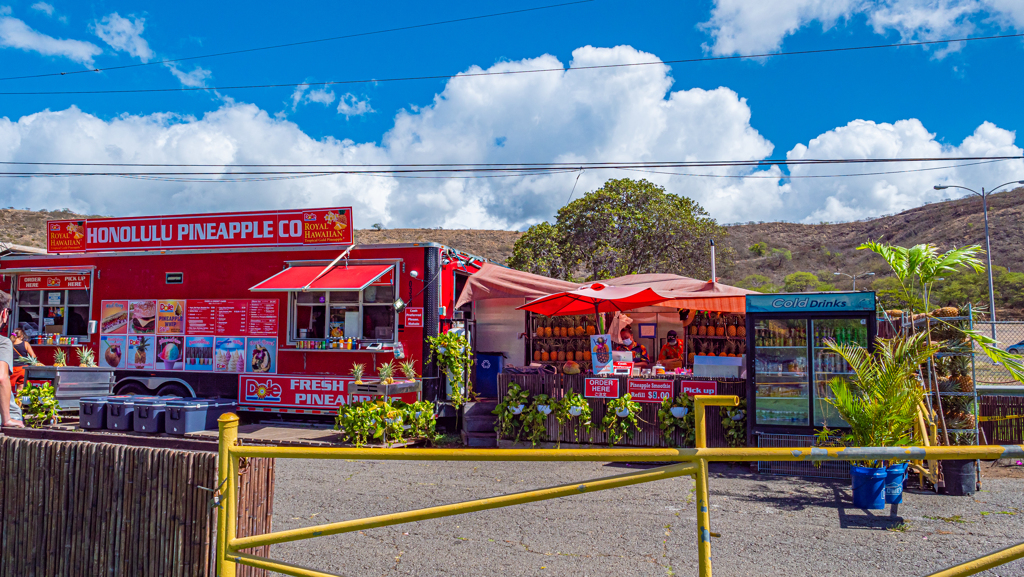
[627,379,673,403]
[18,273,90,291]
[47,207,353,253]
[240,374,350,410]
[679,381,718,397]
[404,308,423,328]
[584,377,619,399]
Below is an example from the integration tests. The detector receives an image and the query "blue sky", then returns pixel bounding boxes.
[1,0,1023,229]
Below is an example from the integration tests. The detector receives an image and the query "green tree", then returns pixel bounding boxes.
[766,248,792,270]
[783,272,820,292]
[507,178,728,281]
[748,242,768,257]
[735,274,779,293]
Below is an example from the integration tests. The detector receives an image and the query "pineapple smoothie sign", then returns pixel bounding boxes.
[46,207,353,253]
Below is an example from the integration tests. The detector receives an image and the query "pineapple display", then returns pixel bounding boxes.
[575,318,585,338]
[540,341,551,362]
[726,316,737,337]
[714,316,726,337]
[534,317,545,339]
[377,360,396,385]
[351,362,366,384]
[930,306,961,319]
[555,342,566,362]
[53,348,68,367]
[949,355,974,393]
[76,347,97,367]
[399,359,418,381]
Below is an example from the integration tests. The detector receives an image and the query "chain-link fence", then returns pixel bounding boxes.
[973,321,1024,385]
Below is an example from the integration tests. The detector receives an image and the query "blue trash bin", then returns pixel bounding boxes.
[885,462,909,504]
[850,465,886,510]
[474,352,505,398]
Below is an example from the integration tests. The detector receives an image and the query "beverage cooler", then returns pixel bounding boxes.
[743,292,877,442]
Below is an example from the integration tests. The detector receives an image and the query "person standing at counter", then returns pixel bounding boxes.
[11,328,34,391]
[614,325,649,365]
[658,330,684,361]
[1,291,25,429]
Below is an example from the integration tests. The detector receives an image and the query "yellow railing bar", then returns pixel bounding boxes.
[927,541,1024,577]
[226,444,1024,462]
[228,462,699,551]
[694,395,740,449]
[229,551,342,577]
[217,413,239,577]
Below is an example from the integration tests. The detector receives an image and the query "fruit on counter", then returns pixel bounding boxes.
[76,347,97,367]
[351,362,365,384]
[377,360,396,385]
[930,306,960,318]
[53,348,67,367]
[562,360,581,375]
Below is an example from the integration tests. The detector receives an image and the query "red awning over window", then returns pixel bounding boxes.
[250,264,393,292]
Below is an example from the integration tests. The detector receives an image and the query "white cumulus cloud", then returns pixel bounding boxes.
[165,62,212,88]
[290,84,338,110]
[0,44,1019,231]
[92,13,153,62]
[0,11,102,65]
[702,0,1022,56]
[336,94,373,118]
[30,2,54,16]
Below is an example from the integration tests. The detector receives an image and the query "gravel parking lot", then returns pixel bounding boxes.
[265,459,1024,577]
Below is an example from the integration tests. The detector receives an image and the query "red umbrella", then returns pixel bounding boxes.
[516,283,675,317]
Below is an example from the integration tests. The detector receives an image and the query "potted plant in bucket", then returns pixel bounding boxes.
[821,332,937,509]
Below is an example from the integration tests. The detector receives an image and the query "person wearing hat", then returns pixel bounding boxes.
[659,330,684,362]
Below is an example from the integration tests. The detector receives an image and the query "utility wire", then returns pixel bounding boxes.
[1,32,1021,96]
[0,0,595,82]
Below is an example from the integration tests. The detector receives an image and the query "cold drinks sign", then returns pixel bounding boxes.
[46,207,353,253]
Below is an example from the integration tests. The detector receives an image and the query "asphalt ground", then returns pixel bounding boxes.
[265,459,1024,577]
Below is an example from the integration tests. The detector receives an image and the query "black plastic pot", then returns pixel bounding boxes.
[942,460,976,496]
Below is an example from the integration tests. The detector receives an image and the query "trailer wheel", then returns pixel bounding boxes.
[115,381,148,395]
[157,383,192,398]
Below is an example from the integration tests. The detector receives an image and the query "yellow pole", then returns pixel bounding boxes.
[217,413,239,577]
[230,462,699,551]
[927,541,1024,577]
[694,395,739,449]
[229,551,343,577]
[694,458,713,577]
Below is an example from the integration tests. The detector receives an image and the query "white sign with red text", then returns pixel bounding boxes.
[679,381,718,397]
[627,379,673,403]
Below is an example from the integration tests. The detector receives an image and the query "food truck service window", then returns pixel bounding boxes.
[14,273,93,339]
[289,287,397,343]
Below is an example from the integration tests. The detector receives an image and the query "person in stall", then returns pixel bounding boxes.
[614,325,649,367]
[658,330,683,362]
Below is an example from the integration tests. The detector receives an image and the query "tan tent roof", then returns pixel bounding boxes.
[456,264,757,313]
[454,263,580,308]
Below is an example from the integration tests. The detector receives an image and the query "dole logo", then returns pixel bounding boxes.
[245,378,282,403]
[158,302,176,312]
[303,213,318,222]
[47,278,61,287]
[50,223,61,231]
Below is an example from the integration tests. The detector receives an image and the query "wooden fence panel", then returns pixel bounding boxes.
[498,373,747,447]
[0,437,274,577]
[980,395,1024,445]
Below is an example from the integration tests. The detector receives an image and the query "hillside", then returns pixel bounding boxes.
[5,187,1023,288]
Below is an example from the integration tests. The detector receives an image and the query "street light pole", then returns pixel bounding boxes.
[934,180,1024,341]
[833,271,874,291]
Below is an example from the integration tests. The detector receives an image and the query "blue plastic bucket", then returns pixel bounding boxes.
[850,465,887,509]
[885,463,908,504]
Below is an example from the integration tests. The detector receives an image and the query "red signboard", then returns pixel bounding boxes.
[679,381,718,397]
[627,379,673,403]
[240,374,350,410]
[46,207,353,253]
[186,299,278,337]
[404,308,423,328]
[18,274,90,291]
[584,377,619,399]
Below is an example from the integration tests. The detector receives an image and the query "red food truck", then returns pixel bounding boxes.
[0,207,482,417]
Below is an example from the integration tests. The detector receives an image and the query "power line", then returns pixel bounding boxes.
[1,32,1021,97]
[0,0,595,82]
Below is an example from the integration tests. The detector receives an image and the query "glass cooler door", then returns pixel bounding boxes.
[811,318,869,427]
[753,318,810,426]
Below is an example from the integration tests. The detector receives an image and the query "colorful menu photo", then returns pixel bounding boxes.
[157,300,186,334]
[246,338,277,374]
[127,335,155,369]
[185,337,214,371]
[156,335,185,370]
[100,301,129,334]
[100,335,126,369]
[129,300,157,335]
[214,337,246,373]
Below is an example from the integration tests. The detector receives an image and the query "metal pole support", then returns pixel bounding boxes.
[217,413,240,577]
[694,395,740,449]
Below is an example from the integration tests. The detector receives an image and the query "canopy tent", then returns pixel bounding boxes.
[453,263,580,308]
[515,283,677,316]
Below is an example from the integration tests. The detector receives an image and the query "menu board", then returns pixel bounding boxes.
[186,299,278,337]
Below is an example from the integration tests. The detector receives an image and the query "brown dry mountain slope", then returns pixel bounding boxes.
[5,187,1023,284]
[721,186,1024,287]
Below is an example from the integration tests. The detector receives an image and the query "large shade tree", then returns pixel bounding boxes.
[508,178,728,281]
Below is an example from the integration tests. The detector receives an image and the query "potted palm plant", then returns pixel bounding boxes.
[821,332,938,509]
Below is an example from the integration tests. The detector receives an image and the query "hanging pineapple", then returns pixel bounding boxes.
[53,348,68,368]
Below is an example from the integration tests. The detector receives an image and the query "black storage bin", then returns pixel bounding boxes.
[166,398,239,435]
[133,396,180,433]
[79,396,109,429]
[943,460,977,496]
[106,395,141,431]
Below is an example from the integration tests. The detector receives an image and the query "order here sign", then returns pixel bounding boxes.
[584,377,619,399]
[47,207,353,253]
